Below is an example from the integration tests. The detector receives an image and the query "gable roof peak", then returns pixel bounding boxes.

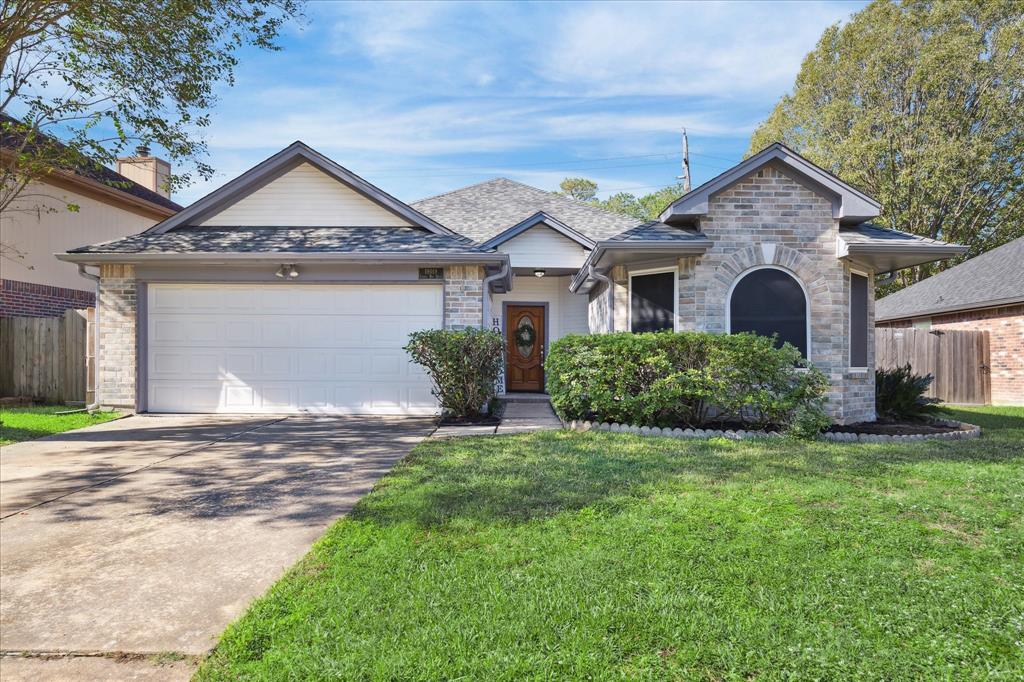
[660,141,881,226]
[144,142,455,236]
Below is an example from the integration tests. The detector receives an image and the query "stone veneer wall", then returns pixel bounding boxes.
[444,265,484,329]
[97,264,137,408]
[684,164,875,424]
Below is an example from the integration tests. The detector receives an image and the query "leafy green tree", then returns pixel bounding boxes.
[557,177,598,202]
[750,0,1023,291]
[0,0,303,220]
[555,178,685,222]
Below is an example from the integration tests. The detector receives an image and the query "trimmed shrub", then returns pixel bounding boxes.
[875,364,941,421]
[405,328,504,420]
[546,331,829,436]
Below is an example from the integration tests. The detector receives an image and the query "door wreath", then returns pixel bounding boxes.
[514,321,536,349]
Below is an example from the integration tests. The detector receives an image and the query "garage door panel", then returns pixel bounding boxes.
[147,284,442,414]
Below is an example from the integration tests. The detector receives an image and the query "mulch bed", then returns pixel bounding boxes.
[826,420,959,436]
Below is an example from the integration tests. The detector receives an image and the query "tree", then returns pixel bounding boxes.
[557,177,598,202]
[555,177,685,223]
[1,0,303,220]
[749,0,1024,292]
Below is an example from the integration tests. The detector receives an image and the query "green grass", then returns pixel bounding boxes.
[0,406,120,446]
[197,406,1024,681]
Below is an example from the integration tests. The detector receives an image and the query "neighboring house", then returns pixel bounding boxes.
[877,237,1023,405]
[58,141,964,422]
[1,116,182,317]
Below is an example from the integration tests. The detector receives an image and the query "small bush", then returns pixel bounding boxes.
[546,331,829,437]
[405,328,504,420]
[875,364,941,421]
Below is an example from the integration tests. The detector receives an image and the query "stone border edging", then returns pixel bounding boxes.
[820,418,981,443]
[566,418,981,443]
[567,420,783,440]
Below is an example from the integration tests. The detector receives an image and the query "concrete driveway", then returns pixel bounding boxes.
[0,414,433,680]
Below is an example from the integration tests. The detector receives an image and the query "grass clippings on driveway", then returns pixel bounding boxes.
[0,406,120,446]
[197,407,1024,681]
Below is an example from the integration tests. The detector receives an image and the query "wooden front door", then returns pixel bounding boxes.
[505,304,545,392]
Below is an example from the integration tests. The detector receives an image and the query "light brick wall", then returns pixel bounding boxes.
[97,264,137,408]
[688,164,875,424]
[880,304,1023,405]
[444,265,484,329]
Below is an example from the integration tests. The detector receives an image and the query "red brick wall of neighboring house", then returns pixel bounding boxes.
[879,304,1024,405]
[0,279,95,317]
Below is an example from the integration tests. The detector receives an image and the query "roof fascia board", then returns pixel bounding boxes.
[145,142,456,236]
[659,143,881,223]
[56,251,509,265]
[568,238,713,292]
[479,211,596,250]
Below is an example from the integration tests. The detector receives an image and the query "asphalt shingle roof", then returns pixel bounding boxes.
[68,226,488,255]
[1,113,183,213]
[875,237,1024,321]
[606,221,708,242]
[412,178,648,243]
[839,223,951,247]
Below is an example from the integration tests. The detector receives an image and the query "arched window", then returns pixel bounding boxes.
[728,267,809,358]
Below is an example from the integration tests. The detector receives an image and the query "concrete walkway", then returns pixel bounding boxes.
[496,400,562,434]
[0,414,433,680]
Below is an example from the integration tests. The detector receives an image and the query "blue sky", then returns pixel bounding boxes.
[174,0,867,206]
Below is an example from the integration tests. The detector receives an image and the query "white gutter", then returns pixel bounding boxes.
[56,251,510,265]
[76,265,102,412]
[480,260,511,329]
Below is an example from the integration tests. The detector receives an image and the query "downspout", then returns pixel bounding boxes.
[588,262,614,333]
[481,260,510,330]
[77,265,102,412]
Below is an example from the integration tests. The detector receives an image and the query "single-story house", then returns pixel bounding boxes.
[58,141,965,422]
[1,113,182,317]
[877,237,1023,405]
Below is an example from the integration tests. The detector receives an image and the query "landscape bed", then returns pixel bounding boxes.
[197,406,1023,681]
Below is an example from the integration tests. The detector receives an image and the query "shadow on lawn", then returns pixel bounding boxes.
[349,406,1023,530]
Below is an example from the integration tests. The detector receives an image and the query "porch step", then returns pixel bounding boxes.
[498,393,551,403]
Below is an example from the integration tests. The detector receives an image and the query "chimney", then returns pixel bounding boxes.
[116,145,171,199]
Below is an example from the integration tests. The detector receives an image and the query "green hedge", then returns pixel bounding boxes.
[405,328,504,420]
[546,331,830,435]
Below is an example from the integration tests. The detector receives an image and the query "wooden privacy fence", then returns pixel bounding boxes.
[0,308,94,404]
[875,327,991,405]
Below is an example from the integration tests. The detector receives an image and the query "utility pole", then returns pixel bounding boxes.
[677,127,691,193]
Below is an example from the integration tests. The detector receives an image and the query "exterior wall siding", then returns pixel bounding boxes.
[199,163,413,227]
[1,279,95,317]
[97,264,137,408]
[491,274,588,342]
[879,304,1023,405]
[1,180,158,291]
[686,164,875,423]
[496,225,589,269]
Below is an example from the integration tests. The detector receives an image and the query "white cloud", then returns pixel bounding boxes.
[537,1,855,98]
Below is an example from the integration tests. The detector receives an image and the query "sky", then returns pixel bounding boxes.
[172,0,868,206]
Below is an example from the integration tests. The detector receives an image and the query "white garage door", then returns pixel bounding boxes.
[145,283,442,414]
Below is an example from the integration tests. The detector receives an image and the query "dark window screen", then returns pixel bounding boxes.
[850,273,868,366]
[630,271,675,333]
[730,268,807,357]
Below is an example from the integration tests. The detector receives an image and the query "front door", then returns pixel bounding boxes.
[505,304,545,392]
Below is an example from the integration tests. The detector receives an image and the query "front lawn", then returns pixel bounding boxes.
[198,406,1024,680]
[0,406,120,446]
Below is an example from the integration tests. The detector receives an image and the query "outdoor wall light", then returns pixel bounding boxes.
[275,264,299,278]
[533,269,546,278]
